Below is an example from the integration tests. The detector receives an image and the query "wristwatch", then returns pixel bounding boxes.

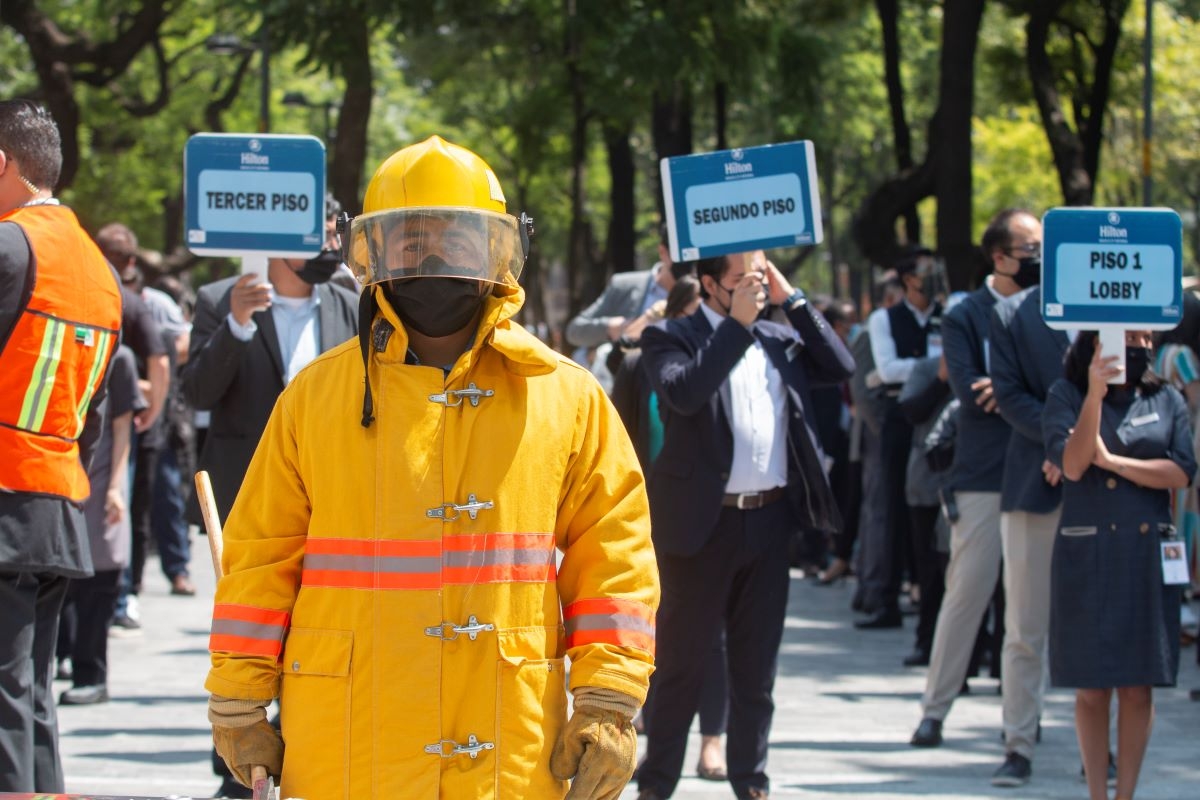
[785,288,807,309]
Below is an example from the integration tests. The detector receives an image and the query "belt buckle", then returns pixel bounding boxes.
[736,492,756,510]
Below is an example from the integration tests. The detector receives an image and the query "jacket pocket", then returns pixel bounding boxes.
[1060,526,1098,537]
[279,628,353,800]
[495,626,568,798]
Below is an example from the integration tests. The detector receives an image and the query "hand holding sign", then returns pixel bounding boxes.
[230,273,272,327]
[730,269,767,328]
[1087,340,1123,400]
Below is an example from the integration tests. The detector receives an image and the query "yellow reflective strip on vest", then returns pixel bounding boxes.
[18,318,66,431]
[74,329,112,435]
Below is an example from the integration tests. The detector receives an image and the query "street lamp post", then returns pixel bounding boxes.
[205,26,270,133]
[281,91,338,145]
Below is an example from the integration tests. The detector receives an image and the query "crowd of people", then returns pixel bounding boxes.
[0,95,1196,800]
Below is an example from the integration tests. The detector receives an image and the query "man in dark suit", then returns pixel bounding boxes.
[182,247,358,524]
[987,243,1074,788]
[910,210,1033,762]
[636,251,854,800]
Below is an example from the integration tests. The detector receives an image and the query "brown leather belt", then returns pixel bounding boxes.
[721,486,785,510]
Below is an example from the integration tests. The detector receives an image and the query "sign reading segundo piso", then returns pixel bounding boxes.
[184,133,326,258]
[1041,207,1183,330]
[661,141,823,262]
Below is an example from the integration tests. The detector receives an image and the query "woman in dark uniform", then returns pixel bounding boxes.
[1043,330,1195,800]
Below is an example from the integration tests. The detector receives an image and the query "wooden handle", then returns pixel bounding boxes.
[194,470,224,580]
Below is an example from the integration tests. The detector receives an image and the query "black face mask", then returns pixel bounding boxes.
[1012,256,1041,289]
[384,272,486,338]
[1125,346,1152,386]
[296,249,341,285]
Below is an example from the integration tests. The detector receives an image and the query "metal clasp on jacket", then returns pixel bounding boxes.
[424,734,494,759]
[427,494,494,521]
[429,383,494,407]
[424,615,495,641]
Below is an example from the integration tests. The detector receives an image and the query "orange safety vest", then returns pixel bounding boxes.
[0,204,121,502]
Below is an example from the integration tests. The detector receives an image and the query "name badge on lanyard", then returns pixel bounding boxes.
[1161,539,1190,586]
[926,331,943,360]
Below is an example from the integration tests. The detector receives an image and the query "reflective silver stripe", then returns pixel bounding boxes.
[210,618,286,641]
[442,547,554,568]
[303,554,441,573]
[563,613,655,637]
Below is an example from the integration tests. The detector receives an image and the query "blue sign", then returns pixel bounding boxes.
[660,141,823,262]
[1042,207,1183,330]
[184,133,326,257]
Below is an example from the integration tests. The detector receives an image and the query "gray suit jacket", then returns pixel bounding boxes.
[989,285,1071,513]
[566,267,655,348]
[181,276,359,522]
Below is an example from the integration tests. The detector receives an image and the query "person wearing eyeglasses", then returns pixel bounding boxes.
[0,99,123,793]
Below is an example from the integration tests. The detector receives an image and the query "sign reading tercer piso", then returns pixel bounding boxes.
[1042,207,1182,330]
[184,133,326,258]
[661,141,823,262]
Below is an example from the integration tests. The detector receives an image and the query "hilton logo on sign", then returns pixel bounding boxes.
[1100,211,1127,240]
[725,148,753,177]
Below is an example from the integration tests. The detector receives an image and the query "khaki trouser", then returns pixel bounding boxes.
[920,491,1002,720]
[1000,507,1060,759]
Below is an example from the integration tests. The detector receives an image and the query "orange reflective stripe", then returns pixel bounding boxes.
[303,536,442,589]
[563,597,655,655]
[209,603,289,658]
[301,534,557,589]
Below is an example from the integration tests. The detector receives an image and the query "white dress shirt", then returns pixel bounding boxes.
[867,298,938,386]
[700,303,788,493]
[227,289,321,385]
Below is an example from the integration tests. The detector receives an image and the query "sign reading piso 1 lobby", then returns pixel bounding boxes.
[660,141,823,262]
[1042,207,1183,330]
[184,133,326,259]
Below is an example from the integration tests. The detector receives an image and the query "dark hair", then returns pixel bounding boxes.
[669,258,697,282]
[893,243,934,276]
[325,193,343,221]
[1063,331,1163,395]
[1157,289,1200,350]
[981,208,1034,261]
[822,299,856,328]
[0,99,62,190]
[94,222,139,266]
[693,254,730,299]
[664,274,700,319]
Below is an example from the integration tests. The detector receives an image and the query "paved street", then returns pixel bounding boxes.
[56,544,1200,799]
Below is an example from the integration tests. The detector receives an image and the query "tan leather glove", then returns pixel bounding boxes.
[209,694,283,788]
[550,687,640,800]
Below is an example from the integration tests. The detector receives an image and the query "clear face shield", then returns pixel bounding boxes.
[341,208,532,287]
[912,255,949,305]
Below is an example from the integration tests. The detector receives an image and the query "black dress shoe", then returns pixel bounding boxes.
[59,684,109,705]
[902,648,930,667]
[910,717,943,747]
[855,607,902,629]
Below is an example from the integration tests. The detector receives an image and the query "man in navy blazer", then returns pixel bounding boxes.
[635,251,853,800]
[987,277,1072,787]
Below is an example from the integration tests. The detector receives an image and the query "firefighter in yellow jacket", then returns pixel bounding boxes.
[207,135,659,799]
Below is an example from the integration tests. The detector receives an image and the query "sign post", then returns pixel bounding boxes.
[184,133,326,279]
[1042,207,1183,382]
[660,141,822,263]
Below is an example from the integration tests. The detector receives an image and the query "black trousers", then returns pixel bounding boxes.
[0,571,68,793]
[909,504,947,655]
[57,570,121,687]
[129,440,159,593]
[638,500,793,800]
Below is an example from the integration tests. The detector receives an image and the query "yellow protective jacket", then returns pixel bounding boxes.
[206,284,658,800]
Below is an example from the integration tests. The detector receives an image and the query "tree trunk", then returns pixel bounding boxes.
[603,121,636,274]
[330,15,372,215]
[564,0,597,319]
[1026,0,1092,205]
[934,0,986,291]
[652,80,693,221]
[714,81,728,151]
[875,0,920,243]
